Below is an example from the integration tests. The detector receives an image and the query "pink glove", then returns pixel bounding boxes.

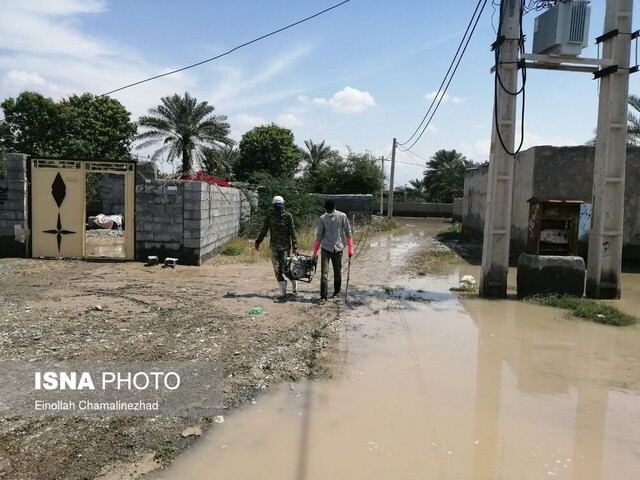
[312,241,320,259]
[347,238,354,257]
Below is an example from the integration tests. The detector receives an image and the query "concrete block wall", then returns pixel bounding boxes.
[377,202,453,218]
[135,181,185,262]
[462,146,640,262]
[184,183,246,265]
[102,173,125,215]
[0,154,29,257]
[313,194,372,222]
[452,198,463,222]
[135,175,251,265]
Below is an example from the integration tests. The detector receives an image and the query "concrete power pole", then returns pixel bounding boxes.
[586,0,633,299]
[387,138,397,219]
[479,0,521,298]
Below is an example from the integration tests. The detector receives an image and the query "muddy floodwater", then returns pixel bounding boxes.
[154,219,640,480]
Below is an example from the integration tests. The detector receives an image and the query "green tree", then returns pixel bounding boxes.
[240,172,322,238]
[1,91,64,156]
[305,157,349,193]
[135,92,232,175]
[0,91,136,159]
[628,94,640,146]
[201,145,239,179]
[586,93,640,146]
[236,124,300,181]
[299,139,340,175]
[343,150,385,194]
[60,93,137,159]
[304,149,384,195]
[423,149,474,203]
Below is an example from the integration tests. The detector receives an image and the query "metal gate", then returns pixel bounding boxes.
[30,158,135,259]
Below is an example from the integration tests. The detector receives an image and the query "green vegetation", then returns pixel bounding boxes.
[153,445,174,465]
[236,124,300,181]
[220,244,242,256]
[0,91,136,159]
[436,222,463,238]
[369,217,400,232]
[302,149,384,195]
[528,294,638,327]
[135,92,232,175]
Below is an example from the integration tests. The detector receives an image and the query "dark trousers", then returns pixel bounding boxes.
[320,248,342,298]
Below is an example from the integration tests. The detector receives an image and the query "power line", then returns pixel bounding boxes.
[397,0,488,151]
[98,0,351,97]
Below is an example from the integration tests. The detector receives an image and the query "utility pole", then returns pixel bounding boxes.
[586,0,633,299]
[479,0,520,298]
[380,156,385,216]
[387,138,397,219]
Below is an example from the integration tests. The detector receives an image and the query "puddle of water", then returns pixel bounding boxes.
[154,220,640,480]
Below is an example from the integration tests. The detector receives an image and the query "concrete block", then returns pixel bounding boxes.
[0,211,16,220]
[153,233,172,242]
[517,254,585,299]
[136,231,153,241]
[164,257,178,268]
[150,222,167,233]
[183,238,201,248]
[147,255,159,266]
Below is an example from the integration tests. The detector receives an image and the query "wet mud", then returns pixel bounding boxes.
[154,218,640,480]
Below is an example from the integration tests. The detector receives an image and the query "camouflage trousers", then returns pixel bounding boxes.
[271,249,294,282]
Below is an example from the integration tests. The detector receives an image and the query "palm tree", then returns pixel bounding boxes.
[135,92,232,175]
[627,94,640,146]
[408,178,426,194]
[300,139,340,175]
[586,93,640,146]
[423,149,474,203]
[201,145,239,178]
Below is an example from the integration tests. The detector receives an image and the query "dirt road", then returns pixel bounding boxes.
[1,218,453,480]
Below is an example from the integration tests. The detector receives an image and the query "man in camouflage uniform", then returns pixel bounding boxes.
[255,195,299,299]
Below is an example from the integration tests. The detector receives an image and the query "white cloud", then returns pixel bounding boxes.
[1,70,63,94]
[6,0,107,16]
[425,91,465,104]
[276,113,302,128]
[304,86,377,114]
[0,1,114,59]
[231,114,267,131]
[207,45,312,111]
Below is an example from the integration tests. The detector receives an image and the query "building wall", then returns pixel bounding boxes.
[313,194,372,222]
[462,164,489,238]
[0,154,29,257]
[463,146,640,261]
[135,177,254,266]
[374,202,454,218]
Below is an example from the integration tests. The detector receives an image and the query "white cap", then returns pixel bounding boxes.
[272,195,285,204]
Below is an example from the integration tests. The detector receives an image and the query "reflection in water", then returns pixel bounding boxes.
[153,218,640,480]
[465,297,640,480]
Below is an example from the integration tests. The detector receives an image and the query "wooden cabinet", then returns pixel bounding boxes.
[527,197,583,255]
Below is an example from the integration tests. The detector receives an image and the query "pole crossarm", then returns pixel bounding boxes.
[520,53,616,74]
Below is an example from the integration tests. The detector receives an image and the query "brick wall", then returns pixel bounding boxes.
[135,177,254,265]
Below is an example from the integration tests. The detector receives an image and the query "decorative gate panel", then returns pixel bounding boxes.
[30,158,135,260]
[31,159,85,258]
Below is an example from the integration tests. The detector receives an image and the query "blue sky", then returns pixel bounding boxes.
[0,0,638,184]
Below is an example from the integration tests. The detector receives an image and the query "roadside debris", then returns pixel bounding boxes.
[450,275,477,292]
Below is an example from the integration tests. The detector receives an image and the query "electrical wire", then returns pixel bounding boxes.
[397,0,488,152]
[492,0,527,157]
[98,0,351,97]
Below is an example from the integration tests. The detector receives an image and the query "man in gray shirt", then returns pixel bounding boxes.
[312,200,354,302]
